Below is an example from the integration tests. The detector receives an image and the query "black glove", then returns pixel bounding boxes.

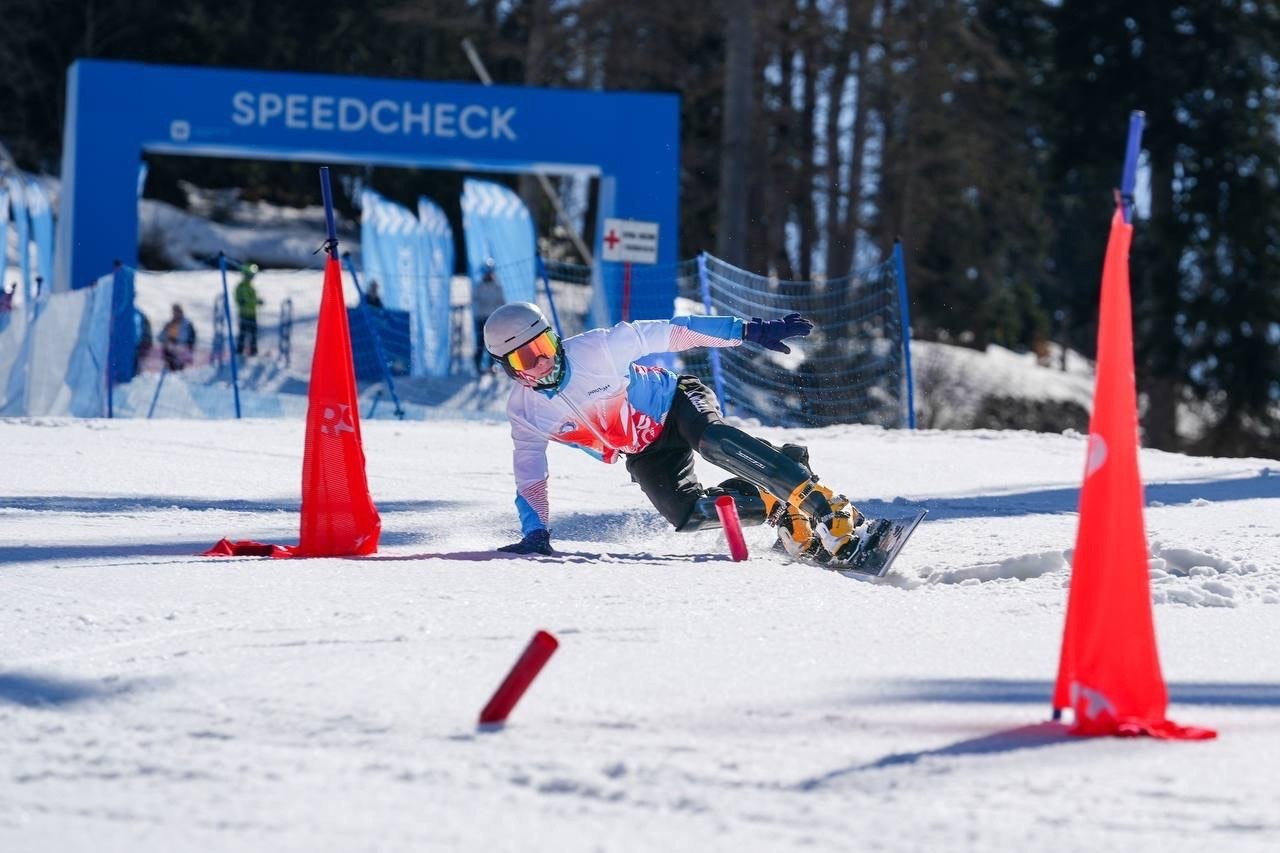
[743,313,814,354]
[497,528,554,555]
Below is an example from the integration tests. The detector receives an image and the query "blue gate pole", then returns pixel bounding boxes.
[217,252,243,418]
[107,263,121,418]
[342,252,405,420]
[535,254,564,338]
[892,240,917,429]
[1119,110,1146,224]
[146,366,167,419]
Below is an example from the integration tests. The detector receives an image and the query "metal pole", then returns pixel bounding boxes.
[698,252,729,414]
[535,254,564,338]
[343,252,406,419]
[892,240,917,429]
[461,38,594,266]
[218,252,243,419]
[320,167,339,256]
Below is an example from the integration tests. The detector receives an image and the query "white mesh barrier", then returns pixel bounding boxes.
[0,273,113,416]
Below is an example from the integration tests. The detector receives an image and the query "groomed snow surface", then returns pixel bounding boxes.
[2,417,1278,852]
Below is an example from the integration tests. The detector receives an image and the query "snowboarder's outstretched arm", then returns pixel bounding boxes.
[599,312,814,366]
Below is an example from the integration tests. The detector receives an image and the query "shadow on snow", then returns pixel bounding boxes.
[859,470,1278,522]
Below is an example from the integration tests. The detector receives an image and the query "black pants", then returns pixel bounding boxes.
[625,375,726,529]
[238,317,258,356]
[474,316,491,372]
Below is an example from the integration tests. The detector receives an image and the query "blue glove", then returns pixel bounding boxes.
[743,313,814,354]
[497,529,554,555]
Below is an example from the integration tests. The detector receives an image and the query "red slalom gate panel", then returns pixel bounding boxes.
[715,495,749,562]
[478,630,560,726]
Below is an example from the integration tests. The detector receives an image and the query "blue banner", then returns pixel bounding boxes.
[59,61,679,323]
[461,178,536,304]
[6,176,31,303]
[359,190,423,313]
[109,265,136,384]
[416,196,454,377]
[27,179,55,295]
[0,186,8,293]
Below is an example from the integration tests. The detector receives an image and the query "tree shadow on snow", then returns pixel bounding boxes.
[0,494,458,516]
[0,671,149,708]
[857,469,1278,522]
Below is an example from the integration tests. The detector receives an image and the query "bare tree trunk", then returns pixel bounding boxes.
[716,0,755,266]
[844,0,875,271]
[770,23,798,278]
[796,7,820,281]
[823,4,855,276]
[1138,136,1181,451]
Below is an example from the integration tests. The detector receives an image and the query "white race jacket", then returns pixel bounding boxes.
[506,315,744,534]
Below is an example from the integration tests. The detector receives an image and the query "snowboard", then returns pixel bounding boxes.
[783,508,928,578]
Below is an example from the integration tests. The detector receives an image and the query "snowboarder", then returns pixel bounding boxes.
[484,301,868,563]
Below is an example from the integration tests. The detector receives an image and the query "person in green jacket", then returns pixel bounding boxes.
[235,263,264,357]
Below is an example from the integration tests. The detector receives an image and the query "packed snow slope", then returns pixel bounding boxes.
[2,417,1278,852]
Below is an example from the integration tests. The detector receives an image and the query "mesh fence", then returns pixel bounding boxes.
[32,248,911,425]
[682,252,913,428]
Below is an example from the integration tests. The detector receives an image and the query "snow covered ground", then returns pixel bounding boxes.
[2,416,1278,851]
[4,187,1278,850]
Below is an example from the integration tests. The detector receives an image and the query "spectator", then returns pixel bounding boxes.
[235,263,264,356]
[471,258,505,374]
[364,279,384,309]
[159,303,196,370]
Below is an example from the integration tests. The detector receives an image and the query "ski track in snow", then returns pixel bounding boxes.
[2,418,1279,851]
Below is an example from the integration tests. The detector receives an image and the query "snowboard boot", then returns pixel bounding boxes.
[758,443,827,559]
[762,490,823,559]
[790,480,866,562]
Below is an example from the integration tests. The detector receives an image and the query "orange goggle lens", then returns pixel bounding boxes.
[504,330,559,372]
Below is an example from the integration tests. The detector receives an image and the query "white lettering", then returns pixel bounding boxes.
[225,91,518,141]
[491,107,516,140]
[402,101,430,135]
[311,96,335,130]
[339,97,367,131]
[258,92,283,126]
[370,99,398,133]
[231,91,255,126]
[459,105,487,138]
[434,103,457,138]
[285,94,308,129]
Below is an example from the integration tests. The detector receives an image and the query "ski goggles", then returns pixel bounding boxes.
[503,329,559,372]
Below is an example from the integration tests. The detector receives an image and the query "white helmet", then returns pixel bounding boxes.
[483,302,565,388]
[484,302,548,357]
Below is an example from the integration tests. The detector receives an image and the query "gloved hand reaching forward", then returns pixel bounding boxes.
[743,313,814,354]
[497,528,554,555]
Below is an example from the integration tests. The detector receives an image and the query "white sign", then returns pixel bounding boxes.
[601,218,659,264]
